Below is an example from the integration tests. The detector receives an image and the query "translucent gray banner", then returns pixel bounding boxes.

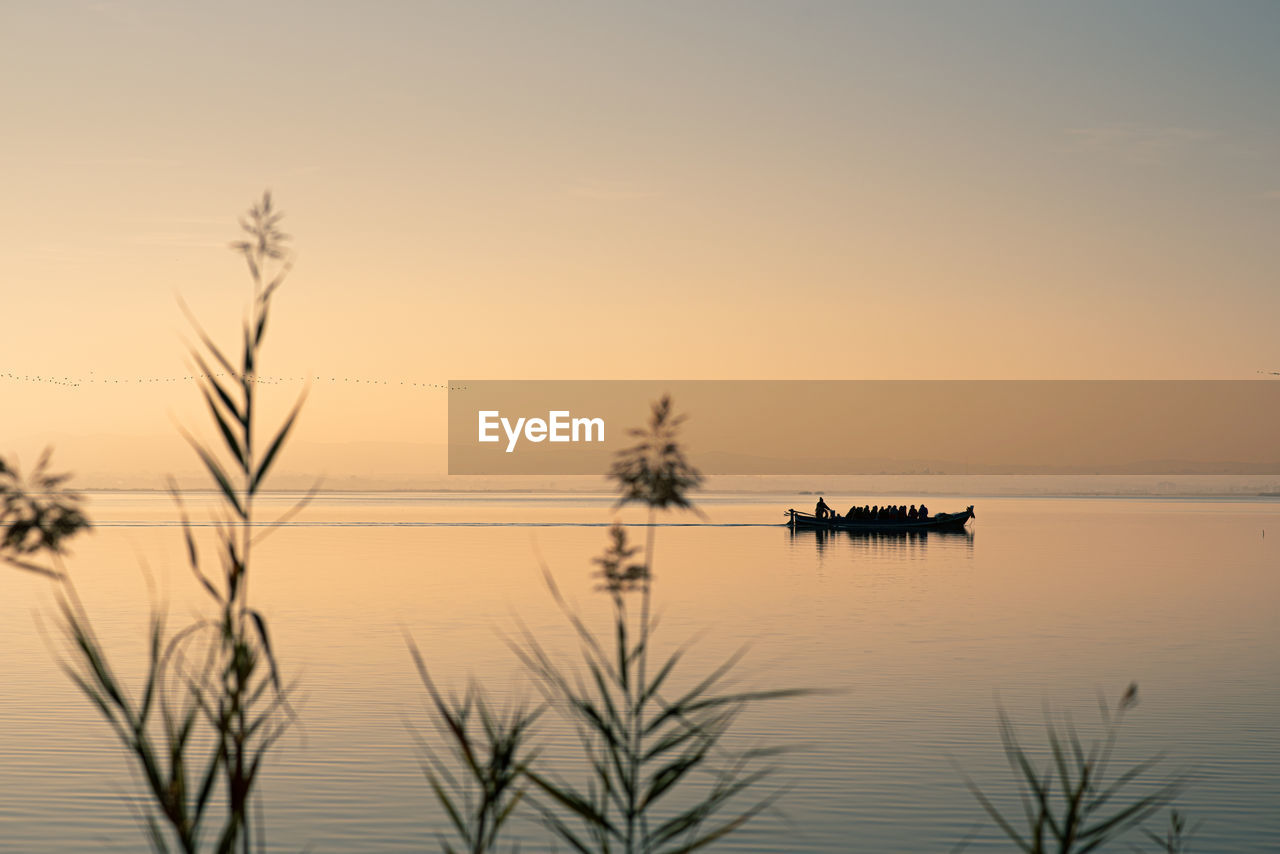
[447,381,1280,475]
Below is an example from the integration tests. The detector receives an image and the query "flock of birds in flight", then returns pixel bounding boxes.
[1,372,465,390]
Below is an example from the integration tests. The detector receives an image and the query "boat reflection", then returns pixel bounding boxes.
[789,524,974,558]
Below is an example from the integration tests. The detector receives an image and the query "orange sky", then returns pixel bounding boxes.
[2,2,1278,482]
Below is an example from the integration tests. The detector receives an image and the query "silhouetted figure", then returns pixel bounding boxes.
[846,505,859,519]
[909,504,918,521]
[871,505,879,520]
[815,496,833,520]
[918,503,929,520]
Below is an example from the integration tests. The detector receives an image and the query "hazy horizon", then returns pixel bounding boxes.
[3,3,1278,851]
[5,1,1280,481]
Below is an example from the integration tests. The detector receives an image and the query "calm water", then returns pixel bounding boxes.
[1,492,1277,852]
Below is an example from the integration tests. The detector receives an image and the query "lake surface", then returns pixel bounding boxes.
[1,492,1277,852]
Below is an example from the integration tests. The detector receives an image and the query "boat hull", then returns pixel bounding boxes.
[786,506,974,533]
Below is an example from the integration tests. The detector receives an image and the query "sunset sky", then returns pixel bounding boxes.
[2,1,1278,481]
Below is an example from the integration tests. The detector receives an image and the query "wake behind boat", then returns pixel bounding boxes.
[786,504,975,532]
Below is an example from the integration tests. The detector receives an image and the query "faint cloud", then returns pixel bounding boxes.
[26,243,122,265]
[166,216,233,225]
[1067,124,1217,163]
[567,180,661,202]
[122,215,228,226]
[84,1,130,15]
[118,212,253,247]
[129,232,227,249]
[64,156,184,169]
[123,215,236,247]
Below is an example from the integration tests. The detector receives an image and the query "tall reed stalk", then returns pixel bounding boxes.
[512,396,804,854]
[3,192,306,853]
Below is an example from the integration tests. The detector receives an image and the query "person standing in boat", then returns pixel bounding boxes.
[815,496,833,520]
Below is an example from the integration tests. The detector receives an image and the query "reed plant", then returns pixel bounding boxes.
[508,396,804,854]
[1142,810,1198,853]
[0,450,90,578]
[1,203,1214,854]
[958,683,1187,854]
[408,639,542,853]
[2,192,305,853]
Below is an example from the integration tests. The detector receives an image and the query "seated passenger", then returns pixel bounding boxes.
[908,505,918,521]
[918,504,929,520]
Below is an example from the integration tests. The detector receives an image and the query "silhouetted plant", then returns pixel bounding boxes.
[182,190,305,853]
[608,396,703,516]
[514,397,801,854]
[0,450,90,578]
[592,522,647,598]
[409,639,542,854]
[55,576,231,852]
[959,684,1187,854]
[43,192,305,853]
[1141,809,1198,853]
[607,396,705,816]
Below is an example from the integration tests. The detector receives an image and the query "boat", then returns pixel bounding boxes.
[785,505,975,532]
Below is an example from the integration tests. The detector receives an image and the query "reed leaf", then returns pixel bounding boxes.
[184,437,246,520]
[191,352,244,426]
[250,394,304,494]
[178,299,240,389]
[202,387,247,472]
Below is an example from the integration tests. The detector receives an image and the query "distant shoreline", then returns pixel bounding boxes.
[72,486,1280,500]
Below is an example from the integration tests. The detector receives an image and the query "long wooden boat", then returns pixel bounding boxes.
[786,505,975,532]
